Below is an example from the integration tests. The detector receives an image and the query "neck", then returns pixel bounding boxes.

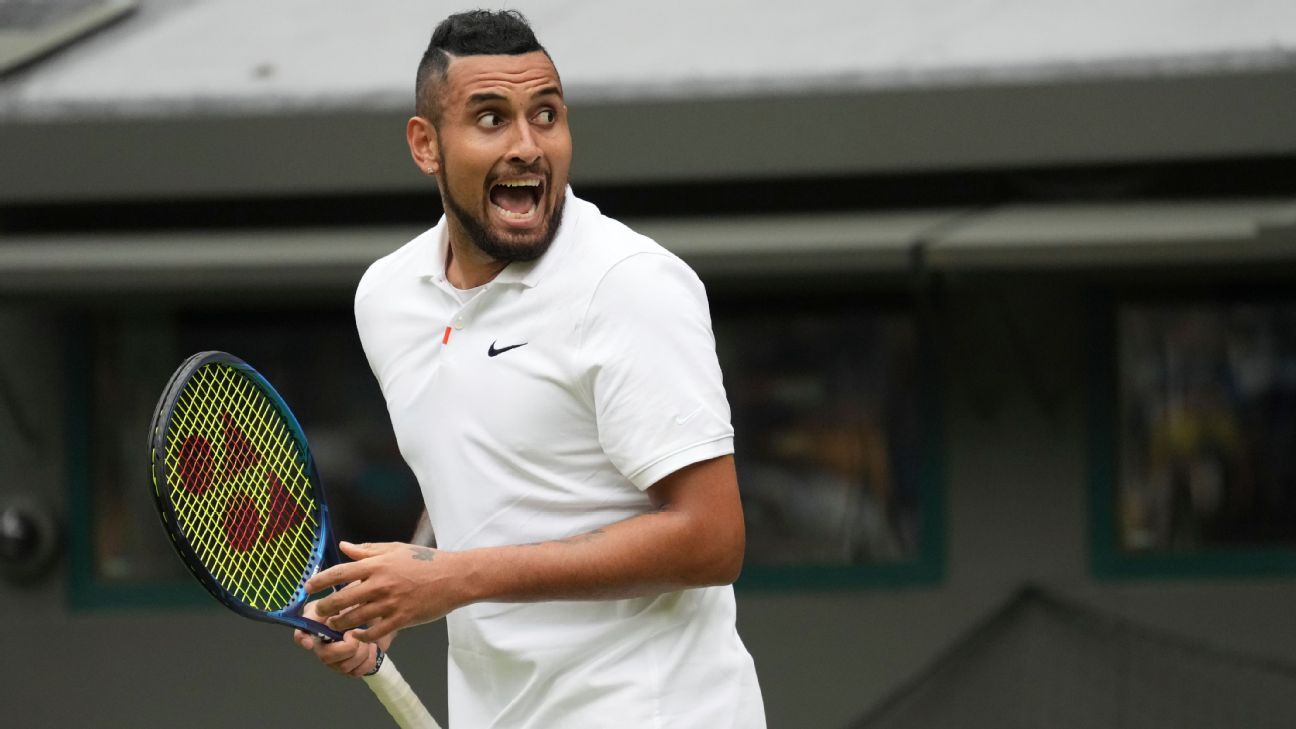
[444,227,509,289]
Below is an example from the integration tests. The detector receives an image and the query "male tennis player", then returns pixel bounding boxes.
[294,10,765,727]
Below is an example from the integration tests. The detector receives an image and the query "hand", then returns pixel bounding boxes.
[304,541,464,644]
[292,599,397,678]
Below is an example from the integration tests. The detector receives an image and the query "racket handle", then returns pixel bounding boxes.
[362,652,444,729]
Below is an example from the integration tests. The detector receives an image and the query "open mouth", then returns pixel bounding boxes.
[488,178,545,221]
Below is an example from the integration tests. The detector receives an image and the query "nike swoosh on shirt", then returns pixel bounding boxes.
[488,341,528,357]
[674,407,704,425]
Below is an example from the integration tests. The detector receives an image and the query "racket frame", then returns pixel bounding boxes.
[148,351,441,729]
[148,350,345,641]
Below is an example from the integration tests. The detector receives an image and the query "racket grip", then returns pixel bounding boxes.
[363,653,444,729]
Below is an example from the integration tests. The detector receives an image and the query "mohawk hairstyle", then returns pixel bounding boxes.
[415,9,550,123]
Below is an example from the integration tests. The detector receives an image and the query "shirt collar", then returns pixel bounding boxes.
[416,185,581,290]
[415,219,451,282]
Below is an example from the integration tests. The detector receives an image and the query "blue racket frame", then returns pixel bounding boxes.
[149,350,347,641]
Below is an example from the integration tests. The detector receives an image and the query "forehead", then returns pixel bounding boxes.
[441,51,562,105]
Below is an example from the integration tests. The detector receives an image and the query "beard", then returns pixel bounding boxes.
[441,175,566,264]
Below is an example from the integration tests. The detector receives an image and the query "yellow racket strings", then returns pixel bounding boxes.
[163,364,320,611]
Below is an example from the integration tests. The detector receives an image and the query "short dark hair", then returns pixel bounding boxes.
[415,10,550,122]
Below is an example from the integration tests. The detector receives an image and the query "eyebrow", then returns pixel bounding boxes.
[466,91,507,106]
[466,86,564,107]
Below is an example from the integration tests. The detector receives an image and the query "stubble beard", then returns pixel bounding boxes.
[441,175,566,264]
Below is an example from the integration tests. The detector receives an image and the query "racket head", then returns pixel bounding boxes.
[149,350,343,640]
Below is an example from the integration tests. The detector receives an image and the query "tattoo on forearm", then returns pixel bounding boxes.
[408,546,436,561]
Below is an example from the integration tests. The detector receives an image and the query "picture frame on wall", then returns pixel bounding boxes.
[1091,292,1296,579]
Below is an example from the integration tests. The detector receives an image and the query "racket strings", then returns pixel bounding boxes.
[197,368,318,605]
[176,368,317,608]
[163,364,321,611]
[167,373,293,603]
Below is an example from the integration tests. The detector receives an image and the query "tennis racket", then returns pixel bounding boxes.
[148,350,442,729]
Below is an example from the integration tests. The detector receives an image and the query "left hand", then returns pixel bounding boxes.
[293,598,397,677]
[305,541,463,643]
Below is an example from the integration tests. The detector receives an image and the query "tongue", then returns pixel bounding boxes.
[491,185,536,214]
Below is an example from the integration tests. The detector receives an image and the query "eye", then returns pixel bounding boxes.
[534,108,556,124]
[476,112,504,129]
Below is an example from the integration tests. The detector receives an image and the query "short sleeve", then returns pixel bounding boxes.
[577,252,735,490]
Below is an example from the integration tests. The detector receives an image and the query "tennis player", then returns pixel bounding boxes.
[294,10,765,727]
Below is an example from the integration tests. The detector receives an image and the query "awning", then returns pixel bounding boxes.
[926,199,1296,270]
[1,199,1293,294]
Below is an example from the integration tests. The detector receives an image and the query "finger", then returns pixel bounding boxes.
[339,541,399,559]
[314,580,381,620]
[327,601,388,633]
[338,540,370,559]
[376,629,400,653]
[354,617,398,645]
[312,595,340,620]
[313,581,364,619]
[314,634,366,667]
[347,647,379,678]
[301,599,324,621]
[294,629,315,651]
[305,562,362,594]
[338,642,374,676]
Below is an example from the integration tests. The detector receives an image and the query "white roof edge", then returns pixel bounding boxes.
[5,46,1296,123]
[4,0,1296,121]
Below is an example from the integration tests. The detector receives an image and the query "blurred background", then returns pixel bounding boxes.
[2,1,1295,727]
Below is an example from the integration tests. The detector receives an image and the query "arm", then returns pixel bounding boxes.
[305,454,745,643]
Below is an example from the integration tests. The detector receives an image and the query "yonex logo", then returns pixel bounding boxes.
[175,411,305,552]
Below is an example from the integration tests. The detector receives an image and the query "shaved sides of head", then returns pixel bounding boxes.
[415,10,551,124]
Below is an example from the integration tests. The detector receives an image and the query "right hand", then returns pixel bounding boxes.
[293,597,398,678]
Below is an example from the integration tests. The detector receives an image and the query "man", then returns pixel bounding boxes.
[294,10,765,728]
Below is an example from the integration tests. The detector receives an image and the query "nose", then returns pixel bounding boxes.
[507,121,543,167]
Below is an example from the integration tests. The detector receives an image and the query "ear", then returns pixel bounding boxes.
[407,116,440,176]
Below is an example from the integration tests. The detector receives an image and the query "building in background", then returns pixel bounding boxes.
[2,2,1295,727]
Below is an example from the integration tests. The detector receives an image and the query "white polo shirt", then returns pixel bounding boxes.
[355,191,765,729]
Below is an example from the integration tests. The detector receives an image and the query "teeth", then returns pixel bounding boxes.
[490,178,541,221]
[492,202,538,219]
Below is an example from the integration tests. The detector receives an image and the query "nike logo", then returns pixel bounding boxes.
[488,340,528,357]
[674,407,703,425]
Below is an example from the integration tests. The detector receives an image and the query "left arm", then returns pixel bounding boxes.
[306,454,745,643]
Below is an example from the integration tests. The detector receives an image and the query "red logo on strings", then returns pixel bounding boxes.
[175,412,305,552]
